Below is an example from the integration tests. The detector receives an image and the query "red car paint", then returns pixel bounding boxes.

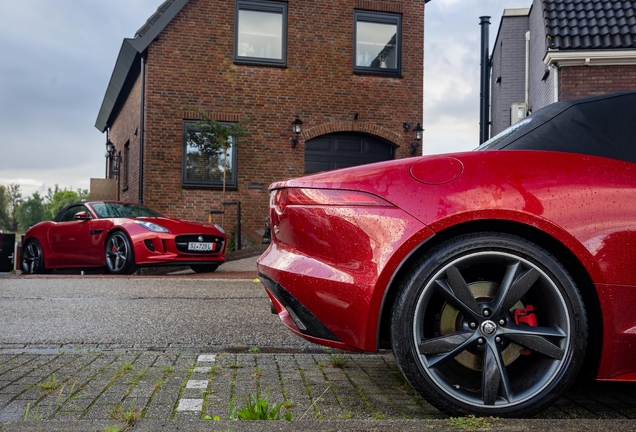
[257,150,636,382]
[22,201,225,272]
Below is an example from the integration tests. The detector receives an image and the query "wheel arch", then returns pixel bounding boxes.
[377,219,602,377]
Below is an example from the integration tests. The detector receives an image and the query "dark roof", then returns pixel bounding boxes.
[544,0,636,50]
[95,0,190,132]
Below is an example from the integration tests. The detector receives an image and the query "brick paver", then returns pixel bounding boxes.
[1,348,636,425]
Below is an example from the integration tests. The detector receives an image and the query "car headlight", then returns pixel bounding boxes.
[214,224,226,234]
[135,221,170,233]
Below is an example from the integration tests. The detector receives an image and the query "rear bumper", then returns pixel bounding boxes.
[259,273,363,352]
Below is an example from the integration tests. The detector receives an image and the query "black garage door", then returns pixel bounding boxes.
[304,132,395,174]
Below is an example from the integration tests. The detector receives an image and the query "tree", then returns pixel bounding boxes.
[0,185,10,230]
[6,183,22,232]
[186,106,249,194]
[44,186,80,220]
[15,192,45,232]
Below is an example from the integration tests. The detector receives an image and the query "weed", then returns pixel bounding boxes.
[330,355,349,369]
[154,377,165,390]
[162,366,174,374]
[249,347,260,353]
[253,367,263,378]
[23,403,41,421]
[24,381,79,421]
[447,415,500,430]
[103,426,122,432]
[40,373,60,393]
[225,361,244,369]
[234,390,291,421]
[108,401,141,426]
[113,362,134,379]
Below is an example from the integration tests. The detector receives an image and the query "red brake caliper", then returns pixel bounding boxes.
[513,305,537,355]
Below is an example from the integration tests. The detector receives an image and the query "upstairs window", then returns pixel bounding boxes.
[354,10,401,75]
[235,0,287,66]
[182,121,238,189]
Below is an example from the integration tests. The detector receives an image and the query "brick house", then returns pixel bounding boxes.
[95,0,427,241]
[490,0,636,136]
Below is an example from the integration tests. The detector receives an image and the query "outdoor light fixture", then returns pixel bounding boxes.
[409,122,424,155]
[105,138,122,177]
[291,115,303,148]
[414,122,424,141]
[402,122,411,132]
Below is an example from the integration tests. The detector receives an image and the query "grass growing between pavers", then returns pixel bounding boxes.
[8,350,636,425]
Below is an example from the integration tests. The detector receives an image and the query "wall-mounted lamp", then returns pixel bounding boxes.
[105,139,122,177]
[291,115,303,148]
[409,122,424,155]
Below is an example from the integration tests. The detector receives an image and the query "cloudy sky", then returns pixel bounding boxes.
[0,0,530,198]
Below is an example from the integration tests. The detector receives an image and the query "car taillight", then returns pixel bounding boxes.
[272,188,391,212]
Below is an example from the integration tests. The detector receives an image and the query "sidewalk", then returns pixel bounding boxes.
[2,348,636,431]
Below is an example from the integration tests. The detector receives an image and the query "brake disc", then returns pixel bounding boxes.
[439,281,524,371]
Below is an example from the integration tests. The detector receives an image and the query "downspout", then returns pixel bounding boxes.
[138,54,146,205]
[553,63,559,102]
[479,16,491,144]
[525,31,530,111]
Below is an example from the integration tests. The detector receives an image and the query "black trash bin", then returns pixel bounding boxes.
[0,233,15,272]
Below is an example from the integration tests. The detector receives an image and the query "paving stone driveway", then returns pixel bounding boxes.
[2,348,636,427]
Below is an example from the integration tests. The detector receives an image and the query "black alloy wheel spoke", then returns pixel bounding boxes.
[482,342,511,405]
[421,332,476,368]
[505,334,564,360]
[419,331,473,355]
[492,262,541,315]
[435,266,481,319]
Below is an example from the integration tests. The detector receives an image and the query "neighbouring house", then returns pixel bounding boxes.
[490,0,636,137]
[95,0,427,240]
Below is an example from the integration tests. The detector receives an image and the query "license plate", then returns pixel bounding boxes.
[188,242,215,252]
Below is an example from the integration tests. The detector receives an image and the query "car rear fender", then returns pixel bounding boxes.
[375,216,602,378]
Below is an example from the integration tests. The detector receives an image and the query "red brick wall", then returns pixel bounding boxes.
[560,65,636,100]
[111,0,425,235]
[109,74,141,203]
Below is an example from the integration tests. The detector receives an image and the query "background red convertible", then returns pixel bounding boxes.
[21,201,226,274]
[258,91,636,417]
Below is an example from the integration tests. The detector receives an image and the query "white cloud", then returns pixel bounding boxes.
[0,0,534,195]
[423,0,531,155]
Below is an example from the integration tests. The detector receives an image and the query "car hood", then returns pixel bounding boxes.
[124,217,224,235]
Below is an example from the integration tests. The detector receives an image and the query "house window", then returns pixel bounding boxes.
[235,0,287,66]
[354,10,401,75]
[123,141,129,190]
[182,121,238,189]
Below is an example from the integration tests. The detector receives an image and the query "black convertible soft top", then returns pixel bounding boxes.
[478,91,636,164]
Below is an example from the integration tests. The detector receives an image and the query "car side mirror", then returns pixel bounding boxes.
[74,211,90,220]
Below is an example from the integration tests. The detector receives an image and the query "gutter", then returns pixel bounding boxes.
[544,50,636,67]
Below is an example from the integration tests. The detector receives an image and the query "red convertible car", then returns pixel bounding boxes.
[21,201,226,274]
[257,91,636,417]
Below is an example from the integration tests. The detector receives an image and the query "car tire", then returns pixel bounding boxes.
[21,240,49,274]
[391,232,588,417]
[190,264,219,273]
[105,231,137,275]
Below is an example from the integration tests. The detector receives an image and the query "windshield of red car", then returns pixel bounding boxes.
[90,203,164,219]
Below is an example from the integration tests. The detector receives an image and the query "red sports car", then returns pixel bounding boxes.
[257,91,636,417]
[21,201,226,274]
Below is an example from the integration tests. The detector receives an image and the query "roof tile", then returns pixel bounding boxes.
[544,0,636,49]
